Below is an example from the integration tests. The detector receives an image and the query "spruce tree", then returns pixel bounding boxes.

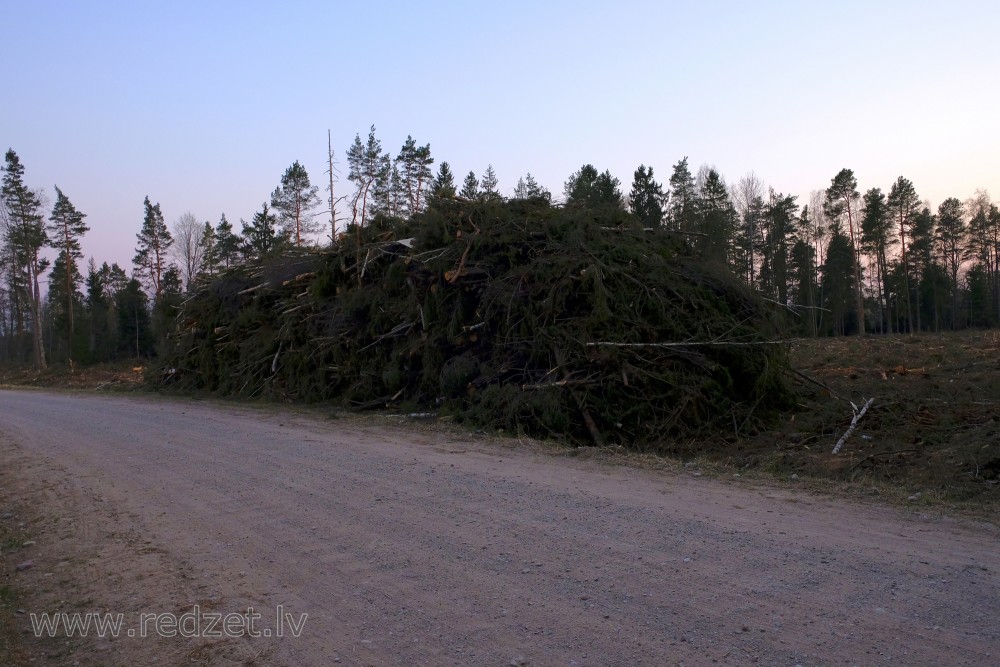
[242,203,285,261]
[628,165,665,227]
[431,162,457,200]
[697,170,737,267]
[460,171,479,199]
[153,265,183,352]
[116,278,152,358]
[481,165,500,201]
[789,236,819,335]
[198,221,218,277]
[47,254,82,359]
[667,157,697,233]
[513,173,550,201]
[85,259,113,360]
[821,226,858,335]
[213,214,241,269]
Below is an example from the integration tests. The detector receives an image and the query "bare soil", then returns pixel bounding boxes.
[0,361,145,393]
[1,389,998,666]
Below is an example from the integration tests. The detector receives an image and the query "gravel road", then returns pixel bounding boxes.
[1,389,997,666]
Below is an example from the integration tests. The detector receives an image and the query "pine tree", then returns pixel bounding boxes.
[909,207,937,331]
[860,188,894,332]
[2,149,49,368]
[758,190,797,303]
[966,193,1000,323]
[564,165,623,209]
[47,186,89,344]
[460,171,479,199]
[271,161,321,246]
[133,196,173,303]
[372,162,402,219]
[346,126,388,227]
[886,176,921,333]
[824,169,866,335]
[395,136,434,216]
[936,197,968,329]
[628,165,665,227]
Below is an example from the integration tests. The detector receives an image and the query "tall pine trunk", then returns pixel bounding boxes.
[28,257,46,369]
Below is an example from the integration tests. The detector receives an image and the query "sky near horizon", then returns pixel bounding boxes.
[4,0,998,271]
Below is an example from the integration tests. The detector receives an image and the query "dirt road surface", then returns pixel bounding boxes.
[1,390,997,666]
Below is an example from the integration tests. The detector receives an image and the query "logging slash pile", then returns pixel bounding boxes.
[157,198,793,449]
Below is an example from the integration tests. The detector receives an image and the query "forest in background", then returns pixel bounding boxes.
[2,126,1000,371]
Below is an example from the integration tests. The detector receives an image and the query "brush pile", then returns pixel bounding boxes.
[157,198,793,449]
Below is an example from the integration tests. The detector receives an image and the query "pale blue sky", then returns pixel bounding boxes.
[4,0,998,269]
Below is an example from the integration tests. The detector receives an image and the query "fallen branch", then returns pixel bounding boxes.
[554,346,604,447]
[832,397,875,454]
[271,342,283,373]
[786,367,846,402]
[360,321,416,351]
[237,283,268,295]
[447,219,481,284]
[521,378,594,391]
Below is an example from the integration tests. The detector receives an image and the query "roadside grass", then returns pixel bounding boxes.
[0,514,30,667]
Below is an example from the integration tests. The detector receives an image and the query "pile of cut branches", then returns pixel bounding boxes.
[157,198,793,449]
